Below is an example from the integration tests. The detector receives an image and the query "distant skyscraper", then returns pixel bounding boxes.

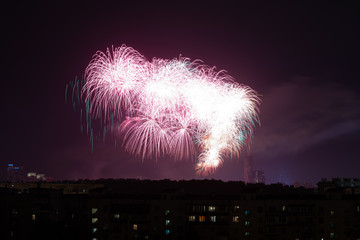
[243,156,253,183]
[27,172,48,181]
[253,170,266,184]
[7,163,25,182]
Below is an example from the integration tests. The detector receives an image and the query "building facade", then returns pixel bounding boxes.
[1,179,360,240]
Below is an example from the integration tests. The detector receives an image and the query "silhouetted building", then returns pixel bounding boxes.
[293,181,314,189]
[1,179,360,240]
[318,178,360,194]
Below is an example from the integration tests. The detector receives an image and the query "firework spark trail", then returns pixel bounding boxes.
[81,44,260,174]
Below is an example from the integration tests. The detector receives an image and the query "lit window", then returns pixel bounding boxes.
[209,206,216,212]
[201,206,206,212]
[114,214,120,219]
[165,229,170,235]
[165,219,170,226]
[330,210,335,216]
[357,206,360,212]
[165,210,170,215]
[92,218,98,224]
[232,216,239,222]
[245,210,250,216]
[282,205,286,211]
[188,216,196,222]
[245,221,250,226]
[32,214,36,221]
[92,228,97,233]
[234,205,240,211]
[133,224,138,230]
[92,238,97,240]
[92,208,98,214]
[245,231,250,236]
[210,216,216,222]
[330,232,335,238]
[199,216,205,222]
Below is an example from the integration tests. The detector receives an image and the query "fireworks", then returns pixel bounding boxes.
[80,44,260,174]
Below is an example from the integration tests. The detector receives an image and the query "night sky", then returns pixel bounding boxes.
[1,2,359,184]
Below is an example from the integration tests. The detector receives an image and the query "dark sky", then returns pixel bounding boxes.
[1,1,359,184]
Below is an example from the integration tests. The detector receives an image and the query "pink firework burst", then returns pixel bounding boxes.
[82,44,260,174]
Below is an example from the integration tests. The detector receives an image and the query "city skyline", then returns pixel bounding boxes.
[1,2,359,184]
